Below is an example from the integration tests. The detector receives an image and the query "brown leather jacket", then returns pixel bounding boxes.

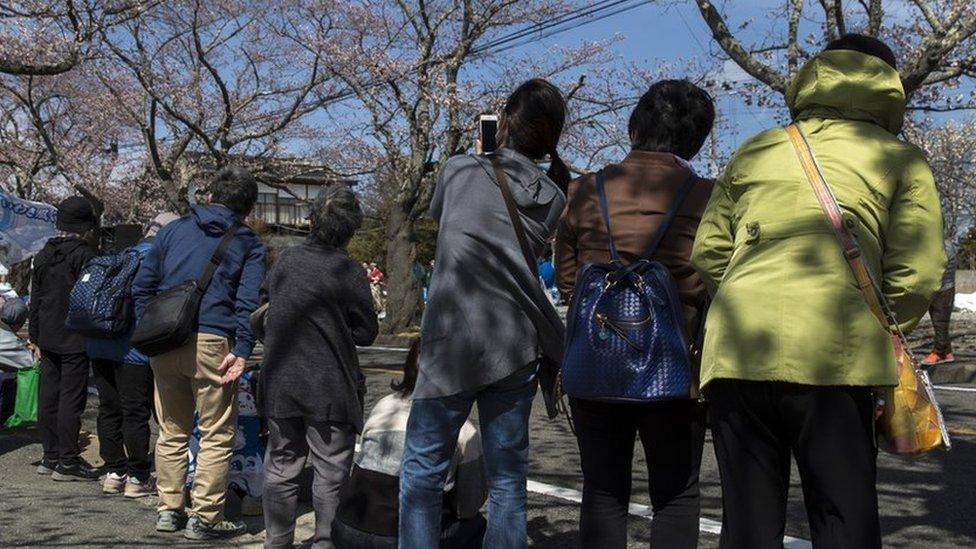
[554,151,713,334]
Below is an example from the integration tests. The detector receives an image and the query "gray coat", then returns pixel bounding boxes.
[259,239,379,431]
[416,148,567,399]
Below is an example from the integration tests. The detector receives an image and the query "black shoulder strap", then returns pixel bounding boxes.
[196,222,242,293]
[641,173,697,259]
[488,154,539,278]
[593,171,621,262]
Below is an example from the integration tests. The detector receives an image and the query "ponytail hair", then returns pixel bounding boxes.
[499,78,569,193]
[547,149,571,195]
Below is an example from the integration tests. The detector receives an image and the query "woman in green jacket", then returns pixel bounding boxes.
[691,35,945,549]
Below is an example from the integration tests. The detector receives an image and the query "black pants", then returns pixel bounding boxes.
[708,379,880,549]
[570,398,705,549]
[0,372,16,425]
[91,359,154,480]
[38,350,90,465]
[929,285,955,354]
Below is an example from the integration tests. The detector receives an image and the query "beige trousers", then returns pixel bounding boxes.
[151,333,237,524]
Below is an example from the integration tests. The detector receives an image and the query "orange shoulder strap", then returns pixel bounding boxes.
[784,123,893,331]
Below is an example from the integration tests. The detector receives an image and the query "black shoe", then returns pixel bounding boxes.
[52,461,100,481]
[36,459,57,475]
[183,516,246,540]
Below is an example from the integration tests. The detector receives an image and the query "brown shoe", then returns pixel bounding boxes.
[102,472,126,494]
[124,476,156,499]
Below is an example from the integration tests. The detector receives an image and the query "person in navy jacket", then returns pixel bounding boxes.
[132,167,266,540]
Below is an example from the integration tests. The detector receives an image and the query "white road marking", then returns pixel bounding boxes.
[934,385,976,393]
[359,345,410,352]
[526,479,812,548]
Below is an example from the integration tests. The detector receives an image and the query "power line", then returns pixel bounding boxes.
[112,1,656,152]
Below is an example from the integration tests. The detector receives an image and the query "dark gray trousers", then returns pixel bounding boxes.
[263,417,355,549]
[929,285,955,354]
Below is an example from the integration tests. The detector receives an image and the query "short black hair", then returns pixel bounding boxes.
[391,338,421,396]
[824,33,897,69]
[628,80,715,160]
[309,184,363,248]
[209,166,258,217]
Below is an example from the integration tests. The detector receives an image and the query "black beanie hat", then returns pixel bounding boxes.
[56,196,98,234]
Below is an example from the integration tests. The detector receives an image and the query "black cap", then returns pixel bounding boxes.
[56,196,98,234]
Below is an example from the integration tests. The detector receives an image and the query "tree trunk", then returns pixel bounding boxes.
[381,204,423,334]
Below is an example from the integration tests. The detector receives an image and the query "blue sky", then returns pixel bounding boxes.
[494,0,973,174]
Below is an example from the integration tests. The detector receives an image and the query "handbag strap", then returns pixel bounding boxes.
[784,123,895,332]
[195,221,242,294]
[488,154,539,278]
[594,169,697,263]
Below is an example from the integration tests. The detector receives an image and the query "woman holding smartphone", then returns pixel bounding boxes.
[399,79,569,549]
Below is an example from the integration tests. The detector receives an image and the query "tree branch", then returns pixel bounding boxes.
[694,0,787,93]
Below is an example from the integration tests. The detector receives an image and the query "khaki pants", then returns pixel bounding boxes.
[151,333,237,523]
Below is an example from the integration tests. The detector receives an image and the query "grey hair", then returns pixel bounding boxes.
[309,184,363,247]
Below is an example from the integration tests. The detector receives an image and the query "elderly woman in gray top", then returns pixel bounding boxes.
[260,184,378,549]
[399,79,569,549]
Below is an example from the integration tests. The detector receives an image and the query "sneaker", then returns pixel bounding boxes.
[102,472,126,494]
[36,459,57,476]
[922,351,955,366]
[183,516,246,540]
[52,461,100,482]
[156,509,188,533]
[124,476,155,499]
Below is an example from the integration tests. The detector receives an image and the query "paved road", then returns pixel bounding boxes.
[2,345,975,547]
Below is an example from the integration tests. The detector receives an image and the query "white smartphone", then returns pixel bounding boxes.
[479,114,499,153]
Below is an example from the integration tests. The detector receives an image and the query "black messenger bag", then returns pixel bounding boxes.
[131,222,241,357]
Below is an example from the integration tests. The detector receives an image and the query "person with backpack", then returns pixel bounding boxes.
[399,79,568,549]
[28,196,100,481]
[132,167,266,540]
[85,212,178,498]
[690,35,945,548]
[553,80,715,548]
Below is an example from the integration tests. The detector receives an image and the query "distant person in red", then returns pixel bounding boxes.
[367,263,385,285]
[367,263,386,319]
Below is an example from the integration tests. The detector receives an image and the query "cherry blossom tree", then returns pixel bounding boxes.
[904,116,976,247]
[94,0,349,211]
[0,1,155,76]
[694,0,976,109]
[320,0,643,333]
[0,65,145,217]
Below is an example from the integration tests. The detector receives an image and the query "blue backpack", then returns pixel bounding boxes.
[561,172,694,402]
[65,248,144,338]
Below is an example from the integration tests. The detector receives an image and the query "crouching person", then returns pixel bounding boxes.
[260,184,379,549]
[132,167,267,540]
[332,339,487,548]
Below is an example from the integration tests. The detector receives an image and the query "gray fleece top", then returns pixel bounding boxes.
[416,148,567,399]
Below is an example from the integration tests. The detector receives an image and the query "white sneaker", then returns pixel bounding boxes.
[102,472,126,494]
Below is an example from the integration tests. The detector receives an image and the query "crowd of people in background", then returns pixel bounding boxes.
[0,32,961,549]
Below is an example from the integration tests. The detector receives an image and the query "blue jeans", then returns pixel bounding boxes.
[399,365,537,549]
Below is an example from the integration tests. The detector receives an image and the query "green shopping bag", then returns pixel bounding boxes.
[4,364,39,428]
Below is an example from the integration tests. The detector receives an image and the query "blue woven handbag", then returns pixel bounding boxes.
[561,171,695,402]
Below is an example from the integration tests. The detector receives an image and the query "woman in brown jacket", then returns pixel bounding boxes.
[554,80,714,548]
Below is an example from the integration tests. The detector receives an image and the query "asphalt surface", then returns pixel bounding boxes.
[2,318,976,548]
